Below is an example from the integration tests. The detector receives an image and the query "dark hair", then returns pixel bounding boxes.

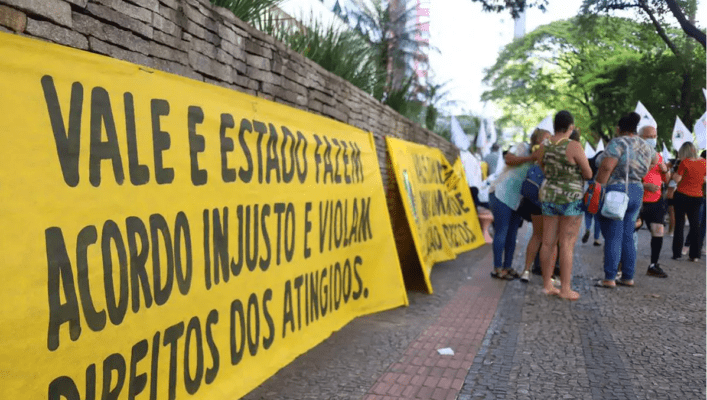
[554,110,574,133]
[569,129,580,141]
[617,112,641,133]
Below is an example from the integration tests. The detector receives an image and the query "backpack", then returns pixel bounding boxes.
[520,165,545,206]
[583,182,603,214]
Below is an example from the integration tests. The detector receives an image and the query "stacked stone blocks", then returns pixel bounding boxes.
[0,0,459,194]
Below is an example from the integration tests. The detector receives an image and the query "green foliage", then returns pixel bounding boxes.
[471,0,549,19]
[264,17,381,94]
[422,81,456,131]
[214,0,439,140]
[590,47,706,148]
[210,0,282,25]
[345,0,431,101]
[581,0,705,49]
[481,14,698,145]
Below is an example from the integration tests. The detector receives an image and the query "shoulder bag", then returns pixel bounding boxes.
[600,142,630,220]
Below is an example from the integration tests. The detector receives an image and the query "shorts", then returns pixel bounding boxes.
[517,197,542,221]
[542,200,583,216]
[640,199,666,225]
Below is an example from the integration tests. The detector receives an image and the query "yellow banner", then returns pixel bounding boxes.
[0,32,408,400]
[386,137,484,293]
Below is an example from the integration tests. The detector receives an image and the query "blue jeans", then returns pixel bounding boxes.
[584,211,601,240]
[489,192,523,270]
[598,183,644,281]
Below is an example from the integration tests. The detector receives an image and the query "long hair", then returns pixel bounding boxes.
[678,141,697,160]
[530,128,550,147]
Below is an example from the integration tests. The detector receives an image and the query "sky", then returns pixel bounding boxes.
[428,0,706,119]
[281,0,706,120]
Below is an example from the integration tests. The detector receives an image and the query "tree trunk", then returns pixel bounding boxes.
[665,0,706,49]
[680,72,693,127]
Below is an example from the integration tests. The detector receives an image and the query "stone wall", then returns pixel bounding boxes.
[0,0,459,190]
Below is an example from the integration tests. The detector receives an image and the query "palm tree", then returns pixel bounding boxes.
[337,0,431,102]
[210,0,283,26]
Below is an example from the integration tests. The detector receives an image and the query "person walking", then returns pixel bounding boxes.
[595,112,656,288]
[670,141,707,262]
[538,111,592,300]
[582,150,604,247]
[488,135,536,280]
[638,125,670,278]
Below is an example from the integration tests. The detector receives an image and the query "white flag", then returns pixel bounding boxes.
[595,139,605,153]
[584,142,595,158]
[672,116,691,152]
[460,150,482,188]
[662,143,671,163]
[486,118,497,145]
[450,116,471,151]
[537,115,553,133]
[694,112,707,150]
[493,146,505,178]
[477,121,489,157]
[635,101,657,132]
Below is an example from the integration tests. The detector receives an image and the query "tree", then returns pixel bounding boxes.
[210,0,283,25]
[483,16,665,142]
[331,0,430,102]
[589,46,705,148]
[421,80,456,131]
[472,0,705,48]
[257,15,380,95]
[582,0,705,125]
[482,15,705,145]
[582,0,705,49]
[468,0,549,19]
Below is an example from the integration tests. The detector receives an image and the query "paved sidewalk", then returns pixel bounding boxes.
[242,224,706,400]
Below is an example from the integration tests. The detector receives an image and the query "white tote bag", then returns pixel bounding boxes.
[600,143,630,220]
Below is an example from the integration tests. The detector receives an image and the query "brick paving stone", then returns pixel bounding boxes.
[437,377,452,389]
[423,376,440,387]
[416,386,434,399]
[243,223,704,400]
[401,385,418,398]
[431,387,449,400]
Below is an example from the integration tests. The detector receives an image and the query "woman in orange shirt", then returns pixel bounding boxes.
[671,142,707,261]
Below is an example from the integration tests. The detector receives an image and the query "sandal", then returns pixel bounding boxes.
[616,279,634,287]
[594,280,615,288]
[504,269,520,280]
[542,287,560,296]
[490,268,507,280]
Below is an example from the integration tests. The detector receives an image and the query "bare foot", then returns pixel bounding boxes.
[542,286,560,296]
[558,290,580,301]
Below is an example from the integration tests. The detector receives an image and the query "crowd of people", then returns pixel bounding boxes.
[476,110,706,301]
